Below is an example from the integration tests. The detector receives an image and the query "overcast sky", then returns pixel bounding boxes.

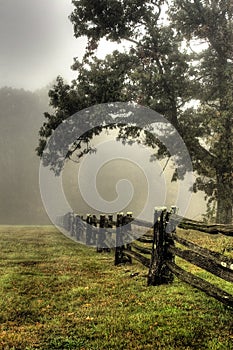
[0,0,124,91]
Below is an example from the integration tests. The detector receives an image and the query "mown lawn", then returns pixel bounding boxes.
[0,226,232,350]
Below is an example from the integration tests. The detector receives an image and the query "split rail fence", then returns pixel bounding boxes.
[57,209,233,307]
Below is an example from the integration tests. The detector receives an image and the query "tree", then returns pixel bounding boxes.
[169,0,233,223]
[37,0,233,223]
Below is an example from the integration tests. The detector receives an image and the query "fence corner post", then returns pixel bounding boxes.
[148,206,174,286]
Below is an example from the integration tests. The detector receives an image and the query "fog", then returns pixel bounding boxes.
[0,0,84,90]
[0,0,125,91]
[0,1,207,224]
[0,87,51,224]
[62,131,206,222]
[0,86,206,225]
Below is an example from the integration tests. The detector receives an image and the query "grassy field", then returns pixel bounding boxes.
[0,226,232,350]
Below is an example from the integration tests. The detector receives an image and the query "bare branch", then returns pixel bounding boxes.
[160,157,171,175]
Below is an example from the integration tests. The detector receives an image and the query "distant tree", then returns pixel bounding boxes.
[36,0,233,223]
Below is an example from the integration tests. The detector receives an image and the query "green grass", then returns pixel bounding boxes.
[0,226,232,350]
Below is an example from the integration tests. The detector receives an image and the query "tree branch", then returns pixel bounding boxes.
[122,36,140,46]
[160,156,171,175]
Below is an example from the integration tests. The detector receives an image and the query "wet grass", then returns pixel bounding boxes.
[0,226,232,349]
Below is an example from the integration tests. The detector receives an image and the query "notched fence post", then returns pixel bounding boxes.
[148,207,176,286]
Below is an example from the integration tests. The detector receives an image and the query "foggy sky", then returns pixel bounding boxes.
[0,1,207,224]
[0,0,85,90]
[0,0,127,91]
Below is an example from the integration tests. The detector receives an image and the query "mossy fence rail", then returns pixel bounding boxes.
[57,209,233,307]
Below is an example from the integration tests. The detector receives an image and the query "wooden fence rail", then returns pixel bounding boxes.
[56,209,233,307]
[177,217,233,236]
[119,207,233,307]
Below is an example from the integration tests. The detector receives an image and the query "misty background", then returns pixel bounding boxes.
[0,0,206,224]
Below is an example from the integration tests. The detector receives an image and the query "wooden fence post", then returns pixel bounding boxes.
[105,215,113,252]
[90,215,97,246]
[64,212,72,232]
[163,207,176,283]
[69,213,74,234]
[97,214,106,252]
[74,215,80,241]
[115,213,124,265]
[166,206,179,234]
[148,207,174,286]
[123,212,133,264]
[71,213,77,238]
[80,216,85,242]
[86,214,92,245]
[73,215,78,239]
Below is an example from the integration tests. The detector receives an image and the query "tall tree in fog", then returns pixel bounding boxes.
[36,0,233,224]
[169,0,233,224]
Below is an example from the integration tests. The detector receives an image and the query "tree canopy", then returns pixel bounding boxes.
[37,0,233,224]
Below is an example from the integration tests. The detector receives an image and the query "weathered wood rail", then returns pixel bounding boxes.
[119,207,233,307]
[177,216,233,236]
[56,209,233,307]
